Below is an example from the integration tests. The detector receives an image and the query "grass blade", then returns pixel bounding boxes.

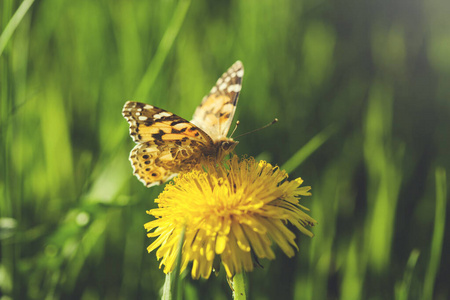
[134,0,191,100]
[281,125,335,173]
[0,0,35,56]
[422,167,447,300]
[395,249,420,300]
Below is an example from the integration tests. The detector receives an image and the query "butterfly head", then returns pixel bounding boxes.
[221,139,238,152]
[213,138,238,161]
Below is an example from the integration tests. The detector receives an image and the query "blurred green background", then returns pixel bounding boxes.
[1,0,449,299]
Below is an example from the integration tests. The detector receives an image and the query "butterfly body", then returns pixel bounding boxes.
[123,61,243,187]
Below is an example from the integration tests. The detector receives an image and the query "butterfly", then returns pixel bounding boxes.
[122,61,244,187]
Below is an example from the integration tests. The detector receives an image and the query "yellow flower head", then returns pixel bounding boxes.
[144,155,317,279]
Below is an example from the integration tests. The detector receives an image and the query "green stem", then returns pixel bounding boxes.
[232,272,247,300]
[162,226,185,300]
[162,273,172,300]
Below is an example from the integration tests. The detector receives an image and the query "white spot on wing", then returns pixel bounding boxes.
[236,69,244,77]
[222,103,234,112]
[154,111,172,119]
[173,122,189,130]
[219,82,227,91]
[227,84,241,93]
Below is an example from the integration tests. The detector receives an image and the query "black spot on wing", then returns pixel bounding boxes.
[159,115,181,123]
[170,127,187,134]
[152,129,165,141]
[144,120,154,127]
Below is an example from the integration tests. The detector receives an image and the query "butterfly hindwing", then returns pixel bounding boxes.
[129,142,174,187]
[129,141,203,187]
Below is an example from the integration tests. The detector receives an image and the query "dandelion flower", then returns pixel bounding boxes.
[144,155,317,279]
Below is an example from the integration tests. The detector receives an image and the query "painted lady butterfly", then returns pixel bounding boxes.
[122,61,244,187]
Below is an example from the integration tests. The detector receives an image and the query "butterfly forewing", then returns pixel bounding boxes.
[191,61,244,140]
[122,101,212,144]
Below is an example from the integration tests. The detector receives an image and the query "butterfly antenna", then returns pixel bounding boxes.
[229,120,240,138]
[234,118,278,138]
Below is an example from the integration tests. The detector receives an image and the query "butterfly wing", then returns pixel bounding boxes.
[191,61,244,140]
[122,101,213,187]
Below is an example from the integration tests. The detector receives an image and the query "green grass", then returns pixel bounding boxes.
[1,0,450,299]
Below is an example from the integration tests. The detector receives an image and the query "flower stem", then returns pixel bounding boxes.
[161,226,185,300]
[232,272,247,300]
